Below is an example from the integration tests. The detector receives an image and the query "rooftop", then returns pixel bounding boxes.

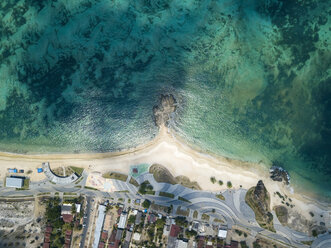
[5,177,24,188]
[93,205,106,248]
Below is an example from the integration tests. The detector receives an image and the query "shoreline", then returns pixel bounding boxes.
[0,125,330,211]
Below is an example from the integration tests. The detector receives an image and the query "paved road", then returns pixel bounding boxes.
[80,196,92,248]
[312,233,331,248]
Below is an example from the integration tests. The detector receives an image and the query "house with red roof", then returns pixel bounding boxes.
[170,224,181,237]
[62,214,73,223]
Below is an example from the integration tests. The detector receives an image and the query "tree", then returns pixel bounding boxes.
[71,204,77,214]
[142,199,151,209]
[210,177,216,184]
[155,218,165,229]
[185,229,197,238]
[128,215,136,224]
[175,216,187,227]
[167,204,173,214]
[227,181,232,188]
[218,180,223,186]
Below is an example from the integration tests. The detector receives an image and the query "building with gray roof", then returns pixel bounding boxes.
[5,177,24,188]
[92,205,106,248]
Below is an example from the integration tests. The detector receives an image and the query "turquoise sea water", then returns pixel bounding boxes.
[0,0,330,198]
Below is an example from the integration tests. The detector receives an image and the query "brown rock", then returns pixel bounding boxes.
[153,94,176,127]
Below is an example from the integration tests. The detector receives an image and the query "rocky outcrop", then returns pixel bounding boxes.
[246,180,275,232]
[153,94,176,127]
[270,166,290,185]
[254,180,271,214]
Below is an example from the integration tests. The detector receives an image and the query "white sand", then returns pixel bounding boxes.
[0,125,330,224]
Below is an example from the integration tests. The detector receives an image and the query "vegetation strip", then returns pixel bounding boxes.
[159,191,175,198]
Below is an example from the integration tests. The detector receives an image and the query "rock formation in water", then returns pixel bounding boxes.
[270,166,290,185]
[153,94,176,127]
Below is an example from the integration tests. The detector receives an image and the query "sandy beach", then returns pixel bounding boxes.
[0,125,330,226]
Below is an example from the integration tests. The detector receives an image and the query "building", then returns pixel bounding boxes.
[176,240,188,248]
[62,214,73,223]
[8,168,17,173]
[108,229,117,247]
[230,240,239,248]
[118,212,128,229]
[206,241,213,248]
[217,229,227,239]
[115,229,123,241]
[135,211,142,225]
[122,230,132,248]
[75,203,81,213]
[170,224,181,237]
[61,204,72,215]
[93,205,106,248]
[132,232,141,241]
[5,177,24,188]
[148,213,156,224]
[167,225,181,248]
[197,236,205,248]
[192,221,199,231]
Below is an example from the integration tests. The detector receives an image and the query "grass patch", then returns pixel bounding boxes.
[64,192,77,195]
[175,175,201,190]
[75,185,82,188]
[201,213,210,221]
[245,187,275,232]
[193,210,198,219]
[301,241,313,246]
[75,177,84,185]
[216,194,225,201]
[23,178,30,189]
[178,196,191,203]
[84,186,99,191]
[214,218,224,223]
[70,166,84,176]
[176,207,189,217]
[274,205,288,225]
[151,203,169,213]
[38,192,51,196]
[149,164,201,190]
[0,195,34,199]
[129,177,139,187]
[115,190,129,193]
[102,172,128,181]
[149,164,177,184]
[159,191,175,198]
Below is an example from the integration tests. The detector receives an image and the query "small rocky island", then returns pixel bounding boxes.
[153,94,177,127]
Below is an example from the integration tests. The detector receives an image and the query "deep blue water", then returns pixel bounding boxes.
[0,0,330,198]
